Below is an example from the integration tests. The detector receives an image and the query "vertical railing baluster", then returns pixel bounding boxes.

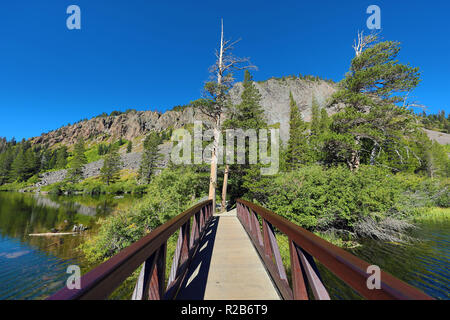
[168,220,191,288]
[296,246,330,300]
[149,243,167,300]
[265,221,288,282]
[251,209,263,248]
[132,251,157,300]
[190,211,200,249]
[262,219,273,260]
[245,205,253,234]
[289,240,309,300]
[199,208,205,231]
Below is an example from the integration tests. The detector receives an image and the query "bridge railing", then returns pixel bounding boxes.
[236,199,433,300]
[48,200,213,300]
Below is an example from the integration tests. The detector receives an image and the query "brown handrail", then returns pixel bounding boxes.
[236,199,433,300]
[48,200,213,300]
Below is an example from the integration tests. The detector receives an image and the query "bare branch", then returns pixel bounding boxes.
[353,30,381,57]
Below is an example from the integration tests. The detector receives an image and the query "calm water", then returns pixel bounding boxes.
[0,192,137,300]
[318,221,450,300]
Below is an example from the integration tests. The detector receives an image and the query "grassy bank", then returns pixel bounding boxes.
[40,170,147,195]
[411,207,450,223]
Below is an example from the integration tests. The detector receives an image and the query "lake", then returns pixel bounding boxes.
[0,192,448,300]
[0,192,138,299]
[318,220,450,300]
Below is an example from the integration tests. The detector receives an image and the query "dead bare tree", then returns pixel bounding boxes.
[193,19,255,212]
[352,30,380,57]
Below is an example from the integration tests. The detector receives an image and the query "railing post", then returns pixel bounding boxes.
[251,209,263,248]
[289,240,308,300]
[200,208,205,231]
[296,246,330,300]
[168,220,191,288]
[132,251,157,300]
[190,211,200,249]
[265,220,288,283]
[262,219,273,260]
[245,205,252,234]
[149,242,167,300]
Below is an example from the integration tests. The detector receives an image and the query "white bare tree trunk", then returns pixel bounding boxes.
[208,20,225,213]
[221,164,229,212]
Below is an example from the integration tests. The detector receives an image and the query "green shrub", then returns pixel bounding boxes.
[247,165,406,231]
[81,167,208,264]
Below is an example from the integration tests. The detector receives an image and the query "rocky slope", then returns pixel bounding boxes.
[229,78,338,142]
[31,78,338,148]
[34,142,173,188]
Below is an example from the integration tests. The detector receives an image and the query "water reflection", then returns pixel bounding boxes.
[0,192,137,299]
[317,221,450,300]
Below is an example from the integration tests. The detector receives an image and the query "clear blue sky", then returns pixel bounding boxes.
[0,0,449,140]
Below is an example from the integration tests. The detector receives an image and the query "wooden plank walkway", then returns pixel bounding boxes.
[176,209,280,300]
[203,210,280,300]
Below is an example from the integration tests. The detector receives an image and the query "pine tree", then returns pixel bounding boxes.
[0,148,14,184]
[101,146,122,185]
[328,37,421,171]
[127,141,133,153]
[11,148,26,181]
[286,92,308,169]
[67,139,87,183]
[310,97,321,136]
[55,146,68,169]
[319,108,330,132]
[138,132,162,184]
[221,70,267,210]
[224,70,266,130]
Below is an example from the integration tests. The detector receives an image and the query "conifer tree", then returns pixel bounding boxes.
[221,70,267,210]
[67,139,87,183]
[101,145,122,185]
[319,108,330,133]
[11,148,26,181]
[127,141,133,153]
[138,132,162,184]
[328,34,421,171]
[55,146,68,169]
[310,97,321,136]
[286,92,308,169]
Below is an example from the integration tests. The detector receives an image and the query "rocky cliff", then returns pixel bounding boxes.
[31,78,338,147]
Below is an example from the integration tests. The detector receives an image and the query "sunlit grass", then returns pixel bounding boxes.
[412,207,450,223]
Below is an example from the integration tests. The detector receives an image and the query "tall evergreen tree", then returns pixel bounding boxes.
[11,147,26,181]
[286,92,308,169]
[327,36,421,171]
[100,145,122,185]
[55,146,68,169]
[0,148,14,184]
[221,70,267,210]
[310,97,321,136]
[319,108,330,133]
[138,132,162,184]
[127,141,133,153]
[67,139,87,183]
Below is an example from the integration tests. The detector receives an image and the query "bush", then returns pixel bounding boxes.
[247,165,406,231]
[81,167,209,263]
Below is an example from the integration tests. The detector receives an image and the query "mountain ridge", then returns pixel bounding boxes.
[30,77,338,148]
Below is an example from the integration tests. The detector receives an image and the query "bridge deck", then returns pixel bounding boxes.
[176,209,280,300]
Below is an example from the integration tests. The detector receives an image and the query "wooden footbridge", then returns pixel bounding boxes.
[48,199,433,300]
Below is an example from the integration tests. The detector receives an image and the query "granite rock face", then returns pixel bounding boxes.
[31,79,338,148]
[31,108,210,147]
[229,78,338,143]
